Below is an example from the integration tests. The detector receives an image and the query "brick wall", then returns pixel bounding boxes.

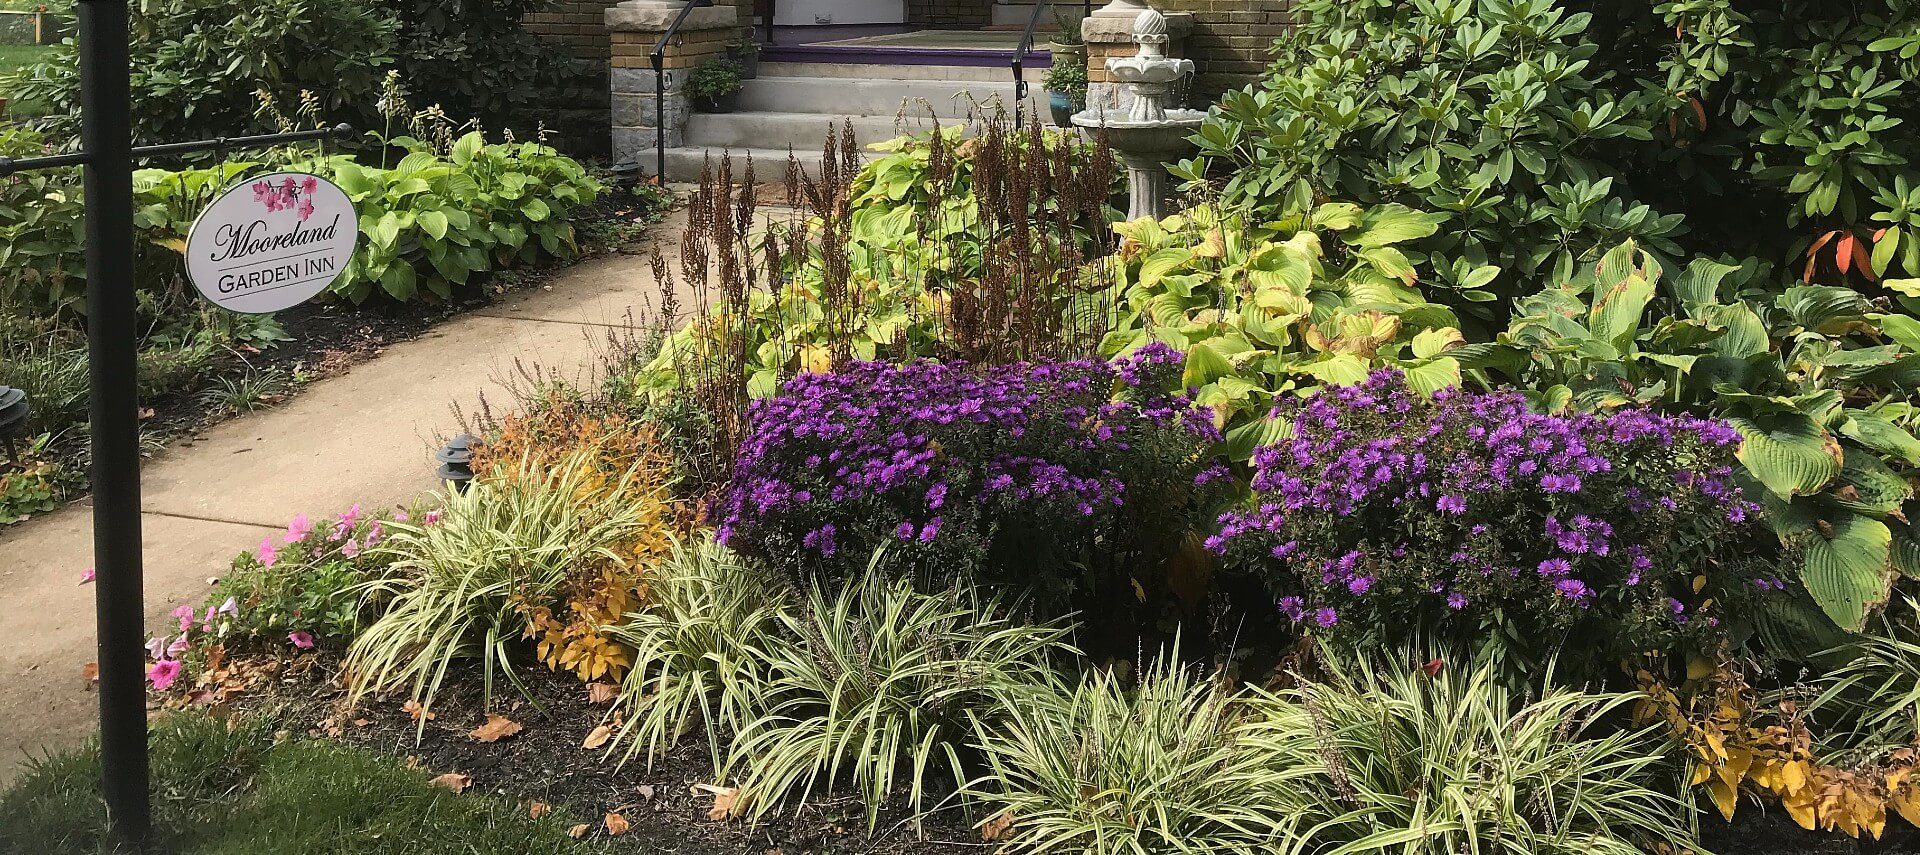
[524,0,626,60]
[907,0,992,27]
[1153,0,1291,98]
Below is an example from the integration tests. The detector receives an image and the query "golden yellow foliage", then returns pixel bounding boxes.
[482,395,697,683]
[1636,663,1920,839]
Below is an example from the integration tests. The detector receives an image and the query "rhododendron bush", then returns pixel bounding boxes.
[1210,370,1788,669]
[716,343,1226,601]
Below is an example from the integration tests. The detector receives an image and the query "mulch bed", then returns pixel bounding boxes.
[217,655,987,854]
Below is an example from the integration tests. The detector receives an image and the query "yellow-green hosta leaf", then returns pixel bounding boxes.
[1589,266,1655,351]
[1311,202,1364,231]
[1137,247,1194,288]
[1182,343,1237,390]
[1895,530,1920,581]
[1361,246,1417,286]
[1876,312,1920,353]
[1401,357,1461,395]
[1302,353,1371,387]
[1731,415,1844,498]
[1410,327,1465,360]
[1801,512,1894,632]
[1346,204,1446,248]
[1223,412,1294,461]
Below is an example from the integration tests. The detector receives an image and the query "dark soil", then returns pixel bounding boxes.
[1699,807,1920,855]
[232,658,988,854]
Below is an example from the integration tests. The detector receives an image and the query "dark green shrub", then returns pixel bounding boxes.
[383,0,580,129]
[4,0,397,143]
[1180,0,1920,316]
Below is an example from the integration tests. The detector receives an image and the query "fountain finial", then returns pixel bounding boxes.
[1132,10,1169,58]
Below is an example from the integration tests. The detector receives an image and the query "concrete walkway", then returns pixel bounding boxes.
[0,209,693,780]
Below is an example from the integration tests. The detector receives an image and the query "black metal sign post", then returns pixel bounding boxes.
[0,1,354,842]
[76,0,149,845]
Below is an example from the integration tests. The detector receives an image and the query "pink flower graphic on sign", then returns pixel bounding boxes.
[250,176,319,220]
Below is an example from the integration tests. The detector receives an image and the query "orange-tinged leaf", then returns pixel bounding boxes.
[403,699,435,722]
[1689,96,1707,130]
[604,812,631,835]
[529,801,552,819]
[1852,237,1877,282]
[581,724,613,750]
[568,823,590,839]
[1707,776,1740,821]
[588,682,619,705]
[429,772,472,794]
[981,811,1016,842]
[1836,232,1856,275]
[694,783,740,821]
[82,662,99,683]
[469,714,524,743]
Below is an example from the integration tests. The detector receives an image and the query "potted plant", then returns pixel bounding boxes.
[687,57,745,113]
[1042,60,1087,128]
[1046,10,1086,64]
[727,37,761,80]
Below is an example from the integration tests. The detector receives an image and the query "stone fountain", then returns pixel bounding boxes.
[1072,8,1207,221]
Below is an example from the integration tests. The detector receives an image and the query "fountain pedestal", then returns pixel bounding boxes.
[1072,9,1205,222]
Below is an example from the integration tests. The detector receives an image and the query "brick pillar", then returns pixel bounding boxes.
[1082,3,1193,114]
[606,0,741,169]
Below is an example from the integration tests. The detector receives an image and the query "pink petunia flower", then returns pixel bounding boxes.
[80,567,95,584]
[145,636,167,660]
[255,538,278,569]
[218,597,239,617]
[285,513,314,544]
[422,509,442,526]
[287,631,315,650]
[172,604,196,632]
[147,659,183,691]
[394,510,409,523]
[340,539,361,559]
[363,521,383,547]
[200,606,216,629]
[167,635,191,657]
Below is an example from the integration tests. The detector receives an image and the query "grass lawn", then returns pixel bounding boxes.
[0,42,52,77]
[0,713,602,854]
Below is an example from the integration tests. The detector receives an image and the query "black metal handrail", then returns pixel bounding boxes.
[1011,0,1050,127]
[652,0,714,182]
[0,123,354,176]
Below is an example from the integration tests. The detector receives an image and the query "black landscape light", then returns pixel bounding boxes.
[0,386,28,468]
[435,433,477,492]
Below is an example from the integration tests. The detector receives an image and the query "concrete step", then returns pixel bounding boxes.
[734,75,1034,119]
[757,60,1025,83]
[660,146,855,184]
[684,111,954,152]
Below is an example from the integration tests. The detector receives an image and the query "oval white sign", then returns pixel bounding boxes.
[186,171,358,314]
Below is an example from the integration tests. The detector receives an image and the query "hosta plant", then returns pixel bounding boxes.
[1209,369,1781,675]
[1096,198,1493,459]
[1457,240,1920,634]
[300,131,602,303]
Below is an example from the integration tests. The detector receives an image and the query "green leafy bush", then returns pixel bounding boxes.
[685,57,744,102]
[3,0,396,144]
[309,132,603,302]
[381,0,578,129]
[1181,0,1920,306]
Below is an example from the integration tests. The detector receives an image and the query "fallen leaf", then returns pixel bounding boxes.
[581,724,612,750]
[528,801,551,819]
[351,718,370,728]
[588,682,618,705]
[403,699,435,722]
[981,810,1015,842]
[137,407,155,420]
[693,783,740,821]
[82,662,99,683]
[429,772,471,794]
[567,823,590,839]
[469,714,524,743]
[604,812,631,835]
[636,783,656,802]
